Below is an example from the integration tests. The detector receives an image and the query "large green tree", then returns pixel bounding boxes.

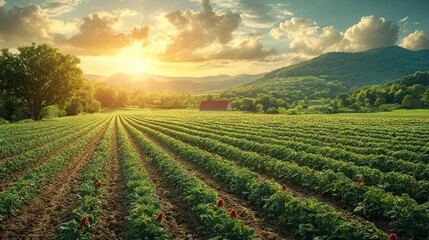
[0,43,82,120]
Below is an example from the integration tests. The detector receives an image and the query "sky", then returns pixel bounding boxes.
[0,0,428,77]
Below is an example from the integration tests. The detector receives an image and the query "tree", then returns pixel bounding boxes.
[95,86,118,107]
[0,43,82,120]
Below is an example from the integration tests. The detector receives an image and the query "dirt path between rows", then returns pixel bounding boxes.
[121,117,208,240]
[0,120,110,239]
[93,117,127,240]
[125,119,295,240]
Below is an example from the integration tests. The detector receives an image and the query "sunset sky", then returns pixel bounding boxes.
[1,0,428,77]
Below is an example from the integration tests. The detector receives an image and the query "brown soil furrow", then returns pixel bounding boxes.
[0,121,106,191]
[132,124,295,240]
[93,117,127,240]
[121,118,208,240]
[0,120,110,239]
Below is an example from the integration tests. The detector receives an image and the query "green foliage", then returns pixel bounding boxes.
[0,43,82,120]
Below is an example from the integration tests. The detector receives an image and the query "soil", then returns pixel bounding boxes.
[93,117,128,240]
[0,120,110,239]
[121,117,208,239]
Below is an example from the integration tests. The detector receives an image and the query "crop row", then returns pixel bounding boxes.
[116,118,172,239]
[124,116,388,239]
[134,116,429,203]
[57,118,114,239]
[0,117,110,222]
[128,116,429,239]
[0,115,106,159]
[190,115,429,152]
[121,117,258,239]
[0,116,109,182]
[192,117,429,165]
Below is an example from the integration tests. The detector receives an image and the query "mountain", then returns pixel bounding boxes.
[261,46,429,88]
[94,72,261,93]
[222,46,429,102]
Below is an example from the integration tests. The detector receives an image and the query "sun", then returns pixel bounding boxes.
[133,59,146,73]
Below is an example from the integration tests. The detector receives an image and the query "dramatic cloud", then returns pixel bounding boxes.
[0,5,52,47]
[270,17,343,58]
[271,15,399,59]
[160,0,274,62]
[43,0,83,17]
[401,30,429,50]
[55,11,150,55]
[343,16,399,51]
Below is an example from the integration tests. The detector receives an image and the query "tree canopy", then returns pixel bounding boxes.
[0,43,83,120]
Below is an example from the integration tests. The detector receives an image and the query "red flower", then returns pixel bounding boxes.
[357,178,363,184]
[282,184,288,191]
[156,212,164,223]
[229,209,238,218]
[389,233,398,240]
[80,216,89,227]
[216,199,224,208]
[94,178,102,187]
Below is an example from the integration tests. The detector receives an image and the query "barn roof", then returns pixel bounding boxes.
[199,100,230,110]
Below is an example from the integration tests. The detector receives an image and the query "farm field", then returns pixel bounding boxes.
[0,109,428,239]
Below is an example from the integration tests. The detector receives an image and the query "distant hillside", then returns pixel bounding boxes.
[95,72,261,93]
[262,46,429,88]
[222,46,429,103]
[222,76,348,102]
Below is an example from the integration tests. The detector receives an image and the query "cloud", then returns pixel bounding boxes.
[399,16,408,23]
[159,0,274,62]
[271,15,399,59]
[42,0,83,17]
[0,0,5,7]
[212,0,293,28]
[401,30,429,50]
[0,5,53,47]
[343,16,399,51]
[55,11,150,55]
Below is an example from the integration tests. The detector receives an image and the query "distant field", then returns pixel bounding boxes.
[329,109,429,118]
[1,108,428,239]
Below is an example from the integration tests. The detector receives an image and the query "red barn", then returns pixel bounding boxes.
[199,100,232,111]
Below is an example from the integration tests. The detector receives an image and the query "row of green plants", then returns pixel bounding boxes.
[57,119,114,239]
[0,115,105,159]
[215,117,429,156]
[0,117,110,222]
[0,117,108,182]
[124,116,387,240]
[138,117,429,203]
[196,116,429,156]
[197,118,429,165]
[180,118,429,191]
[121,117,258,239]
[163,117,429,179]
[133,117,429,239]
[116,119,172,239]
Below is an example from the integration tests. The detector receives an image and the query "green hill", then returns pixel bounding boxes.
[261,46,429,88]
